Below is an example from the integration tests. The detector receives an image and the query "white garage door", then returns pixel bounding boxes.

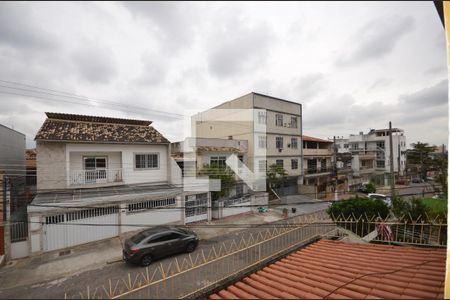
[43,206,119,252]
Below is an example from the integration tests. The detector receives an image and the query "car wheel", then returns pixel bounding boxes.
[186,242,196,253]
[141,255,152,267]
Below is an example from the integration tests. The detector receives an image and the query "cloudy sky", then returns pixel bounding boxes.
[0,1,447,148]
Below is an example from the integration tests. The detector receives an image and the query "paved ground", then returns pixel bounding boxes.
[0,203,327,299]
[378,182,437,199]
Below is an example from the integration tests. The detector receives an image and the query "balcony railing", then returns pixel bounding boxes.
[304,167,333,175]
[69,169,123,186]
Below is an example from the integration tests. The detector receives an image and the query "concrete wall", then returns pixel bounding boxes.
[37,142,67,190]
[0,124,26,177]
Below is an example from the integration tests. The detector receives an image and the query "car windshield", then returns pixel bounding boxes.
[130,232,148,244]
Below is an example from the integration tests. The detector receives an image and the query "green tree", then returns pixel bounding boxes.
[407,142,435,180]
[391,197,427,222]
[198,164,236,201]
[266,164,287,189]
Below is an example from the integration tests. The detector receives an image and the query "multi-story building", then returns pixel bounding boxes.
[302,135,334,196]
[336,128,407,185]
[192,92,302,195]
[27,112,210,256]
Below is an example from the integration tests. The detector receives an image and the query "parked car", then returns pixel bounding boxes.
[123,226,199,266]
[367,193,391,206]
[412,178,422,183]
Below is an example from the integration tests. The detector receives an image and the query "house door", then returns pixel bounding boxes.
[84,157,107,183]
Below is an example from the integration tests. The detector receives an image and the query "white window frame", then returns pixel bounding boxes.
[291,159,298,170]
[258,111,267,124]
[210,156,227,168]
[134,153,160,170]
[258,136,267,148]
[276,159,284,168]
[258,160,267,172]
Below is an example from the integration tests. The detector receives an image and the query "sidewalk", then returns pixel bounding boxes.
[0,210,284,290]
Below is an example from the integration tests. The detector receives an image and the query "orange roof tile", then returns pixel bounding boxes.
[303,135,333,143]
[209,240,446,299]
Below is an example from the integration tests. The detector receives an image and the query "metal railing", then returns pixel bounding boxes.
[331,213,447,247]
[10,222,28,243]
[65,210,333,299]
[69,169,123,186]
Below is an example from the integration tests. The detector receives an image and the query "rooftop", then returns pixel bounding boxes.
[210,239,445,299]
[303,135,333,143]
[35,112,169,144]
[30,183,180,213]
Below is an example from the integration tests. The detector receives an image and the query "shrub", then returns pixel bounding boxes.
[327,196,389,221]
[392,197,428,222]
[365,182,376,193]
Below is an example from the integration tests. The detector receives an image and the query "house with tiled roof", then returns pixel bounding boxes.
[26,112,210,256]
[210,239,446,299]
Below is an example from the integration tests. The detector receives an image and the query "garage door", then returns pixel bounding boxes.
[43,206,119,252]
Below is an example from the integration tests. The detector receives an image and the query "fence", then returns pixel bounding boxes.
[332,213,447,247]
[65,210,334,299]
[10,221,28,243]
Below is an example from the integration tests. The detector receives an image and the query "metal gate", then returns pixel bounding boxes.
[185,193,208,223]
[43,206,119,252]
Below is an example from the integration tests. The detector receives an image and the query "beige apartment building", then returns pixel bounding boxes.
[192,92,303,194]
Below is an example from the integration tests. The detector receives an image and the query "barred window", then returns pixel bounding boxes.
[135,153,159,169]
[185,193,208,217]
[276,159,284,168]
[258,160,267,172]
[291,159,298,170]
[128,198,176,212]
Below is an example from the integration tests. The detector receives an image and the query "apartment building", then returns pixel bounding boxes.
[336,128,407,184]
[302,135,334,195]
[192,92,302,195]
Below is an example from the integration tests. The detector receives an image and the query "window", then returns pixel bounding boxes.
[135,153,159,169]
[210,156,227,168]
[276,137,283,149]
[258,111,267,124]
[337,144,341,149]
[291,138,298,149]
[376,160,385,168]
[291,117,297,128]
[307,159,317,174]
[376,141,385,149]
[320,159,327,172]
[258,136,267,148]
[276,114,283,126]
[128,198,176,212]
[344,144,349,149]
[291,159,298,170]
[149,233,181,244]
[258,160,267,172]
[276,159,283,168]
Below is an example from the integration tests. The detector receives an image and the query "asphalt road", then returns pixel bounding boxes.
[0,204,328,299]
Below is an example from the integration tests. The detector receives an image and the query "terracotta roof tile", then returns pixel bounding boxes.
[35,113,169,144]
[209,240,445,299]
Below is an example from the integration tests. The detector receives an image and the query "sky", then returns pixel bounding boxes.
[0,1,447,149]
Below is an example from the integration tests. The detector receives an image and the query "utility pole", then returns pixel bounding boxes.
[389,122,395,198]
[333,136,338,201]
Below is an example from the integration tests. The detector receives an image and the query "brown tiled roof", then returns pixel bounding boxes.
[210,239,446,299]
[35,112,169,144]
[303,135,333,143]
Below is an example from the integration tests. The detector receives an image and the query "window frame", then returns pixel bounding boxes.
[276,159,284,168]
[290,117,297,128]
[291,159,298,170]
[291,138,298,149]
[210,156,227,168]
[275,114,283,126]
[258,135,267,148]
[276,137,284,149]
[134,153,160,170]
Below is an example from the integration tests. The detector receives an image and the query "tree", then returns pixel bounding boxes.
[266,164,287,189]
[407,142,435,180]
[198,164,236,201]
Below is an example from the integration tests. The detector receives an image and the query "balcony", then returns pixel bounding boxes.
[303,148,332,156]
[304,167,333,176]
[69,169,123,186]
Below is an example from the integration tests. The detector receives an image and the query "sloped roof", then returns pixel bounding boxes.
[35,112,169,144]
[210,239,445,299]
[303,135,333,143]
